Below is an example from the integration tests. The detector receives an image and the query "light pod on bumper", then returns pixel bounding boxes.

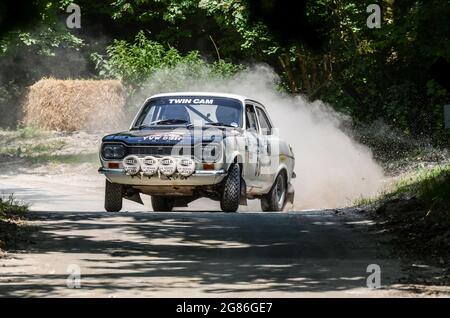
[177,157,195,177]
[141,156,158,176]
[159,156,176,176]
[122,155,140,176]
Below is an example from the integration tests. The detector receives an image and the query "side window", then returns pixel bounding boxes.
[245,105,258,132]
[255,107,272,134]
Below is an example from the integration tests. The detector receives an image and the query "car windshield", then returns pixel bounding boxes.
[133,96,243,129]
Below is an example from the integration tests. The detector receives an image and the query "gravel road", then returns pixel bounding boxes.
[0,173,447,297]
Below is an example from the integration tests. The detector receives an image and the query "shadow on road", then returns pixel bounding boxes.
[0,210,402,296]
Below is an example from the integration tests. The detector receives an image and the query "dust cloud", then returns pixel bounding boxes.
[139,64,384,209]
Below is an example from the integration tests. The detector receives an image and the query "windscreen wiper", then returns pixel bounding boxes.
[205,122,236,127]
[135,124,153,130]
[137,119,189,129]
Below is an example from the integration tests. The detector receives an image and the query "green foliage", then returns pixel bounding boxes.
[0,195,28,219]
[356,165,450,212]
[92,30,243,97]
[109,0,274,58]
[314,0,450,146]
[394,165,450,204]
[0,28,84,56]
[112,0,198,23]
[198,0,273,56]
[92,31,199,86]
[0,0,448,146]
[0,0,85,128]
[16,126,47,139]
[373,164,450,265]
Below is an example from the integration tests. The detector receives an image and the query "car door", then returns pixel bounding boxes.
[243,104,261,189]
[254,105,278,191]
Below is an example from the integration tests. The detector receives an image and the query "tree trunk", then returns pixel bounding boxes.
[278,54,297,93]
[296,49,312,95]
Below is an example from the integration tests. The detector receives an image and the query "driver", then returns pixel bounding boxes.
[160,105,190,122]
[215,106,239,126]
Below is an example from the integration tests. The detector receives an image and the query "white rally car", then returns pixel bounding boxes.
[99,92,295,212]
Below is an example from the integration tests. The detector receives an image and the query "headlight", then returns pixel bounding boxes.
[177,157,195,177]
[141,156,158,176]
[198,143,222,163]
[159,156,176,176]
[102,144,126,159]
[122,155,140,175]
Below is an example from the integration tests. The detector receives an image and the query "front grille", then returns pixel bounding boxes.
[126,145,194,157]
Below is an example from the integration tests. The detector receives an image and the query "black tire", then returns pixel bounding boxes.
[151,196,174,212]
[261,195,271,211]
[261,172,287,212]
[105,179,123,212]
[220,164,241,212]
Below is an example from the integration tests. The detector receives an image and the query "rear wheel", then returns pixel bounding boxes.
[220,164,241,212]
[105,179,123,212]
[151,196,174,212]
[261,172,286,212]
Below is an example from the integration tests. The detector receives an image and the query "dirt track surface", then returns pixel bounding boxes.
[0,173,449,297]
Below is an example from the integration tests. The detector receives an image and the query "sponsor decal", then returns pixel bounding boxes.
[122,155,140,175]
[177,158,195,177]
[159,156,177,176]
[142,133,184,142]
[141,156,159,176]
[168,98,214,105]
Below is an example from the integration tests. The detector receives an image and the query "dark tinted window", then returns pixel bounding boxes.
[256,107,272,134]
[245,105,258,132]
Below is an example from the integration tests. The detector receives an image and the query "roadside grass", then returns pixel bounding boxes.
[362,165,450,273]
[16,125,47,139]
[0,126,48,144]
[353,197,374,207]
[26,152,99,165]
[0,127,99,166]
[0,140,66,157]
[355,165,450,207]
[0,195,30,254]
[0,127,63,157]
[0,194,29,220]
[391,165,450,205]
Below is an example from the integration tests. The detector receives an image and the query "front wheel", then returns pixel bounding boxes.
[151,196,174,212]
[105,179,123,212]
[220,164,241,212]
[261,172,287,212]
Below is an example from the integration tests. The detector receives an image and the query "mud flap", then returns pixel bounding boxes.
[124,192,144,205]
[240,178,248,205]
[286,182,295,204]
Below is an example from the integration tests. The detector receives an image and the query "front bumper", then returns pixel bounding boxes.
[98,167,227,186]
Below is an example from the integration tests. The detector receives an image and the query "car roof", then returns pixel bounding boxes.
[146,92,248,104]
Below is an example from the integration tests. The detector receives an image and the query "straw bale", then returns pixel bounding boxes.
[23,78,126,131]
